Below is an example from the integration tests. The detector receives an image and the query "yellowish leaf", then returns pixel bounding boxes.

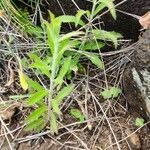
[18,69,28,90]
[0,10,5,17]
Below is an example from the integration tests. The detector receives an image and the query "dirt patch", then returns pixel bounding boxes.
[1,101,149,150]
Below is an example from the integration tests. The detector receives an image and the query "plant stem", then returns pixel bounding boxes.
[48,40,58,120]
[90,0,97,20]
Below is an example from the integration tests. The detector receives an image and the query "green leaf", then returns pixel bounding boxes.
[26,77,44,91]
[29,53,51,77]
[43,21,55,54]
[52,18,61,39]
[48,10,55,22]
[58,15,85,26]
[59,31,84,42]
[94,3,106,16]
[75,9,90,27]
[54,84,75,104]
[82,41,105,51]
[10,94,30,100]
[135,118,144,127]
[26,105,47,123]
[59,39,70,51]
[50,111,58,134]
[43,17,61,55]
[52,84,75,114]
[25,26,43,37]
[56,39,80,66]
[83,52,104,69]
[70,108,85,122]
[98,0,116,19]
[30,62,51,77]
[111,87,121,98]
[56,39,70,65]
[101,87,121,99]
[90,55,104,69]
[28,53,41,61]
[69,39,81,48]
[92,30,122,48]
[25,117,46,131]
[55,56,72,86]
[27,89,48,106]
[101,89,110,99]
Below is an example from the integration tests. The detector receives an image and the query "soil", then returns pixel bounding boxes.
[103,0,150,40]
[0,0,150,150]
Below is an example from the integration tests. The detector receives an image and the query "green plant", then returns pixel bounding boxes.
[101,87,121,99]
[135,117,144,127]
[15,0,122,134]
[70,108,85,122]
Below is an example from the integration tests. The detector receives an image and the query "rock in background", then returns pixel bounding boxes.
[124,29,150,120]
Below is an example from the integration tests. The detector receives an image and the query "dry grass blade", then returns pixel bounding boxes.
[4,57,15,87]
